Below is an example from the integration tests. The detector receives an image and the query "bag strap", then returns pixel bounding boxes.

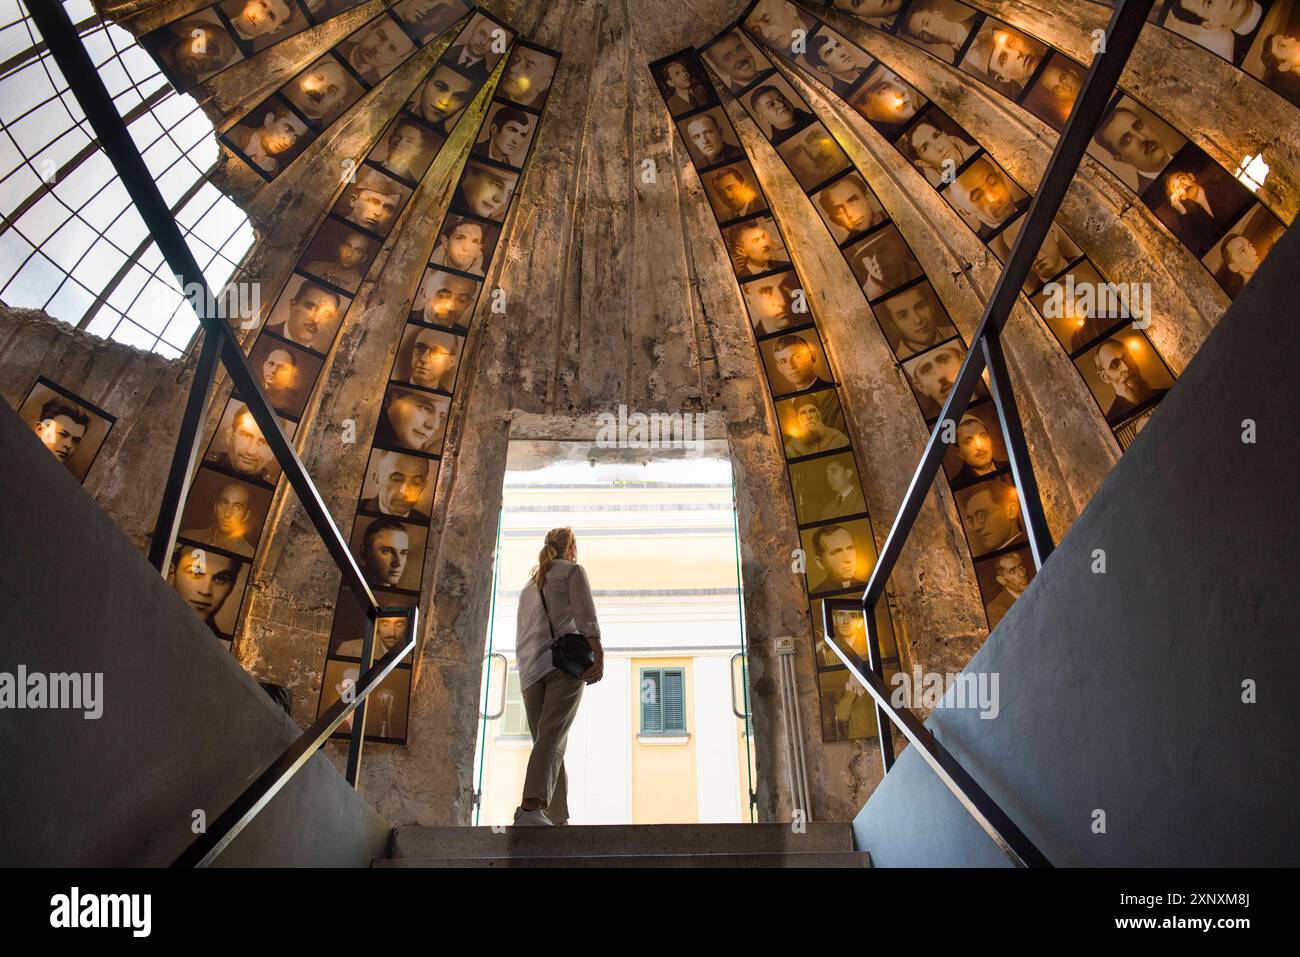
[536,582,557,642]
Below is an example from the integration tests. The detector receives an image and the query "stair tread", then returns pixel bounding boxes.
[377,850,871,868]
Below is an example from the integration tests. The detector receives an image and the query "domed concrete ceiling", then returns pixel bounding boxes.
[75,0,1294,824]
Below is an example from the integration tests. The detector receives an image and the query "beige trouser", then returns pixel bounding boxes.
[520,668,584,823]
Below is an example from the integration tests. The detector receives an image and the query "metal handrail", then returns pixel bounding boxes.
[822,0,1157,868]
[29,2,411,867]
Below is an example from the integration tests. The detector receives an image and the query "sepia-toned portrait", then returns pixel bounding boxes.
[359,446,439,524]
[790,450,868,524]
[776,121,851,190]
[264,272,350,353]
[956,475,1026,558]
[223,96,313,177]
[746,76,815,146]
[413,266,481,329]
[178,465,274,559]
[902,338,969,419]
[813,596,900,668]
[168,541,250,638]
[409,65,476,133]
[498,45,560,109]
[724,215,791,277]
[850,65,928,139]
[1142,143,1256,254]
[701,162,768,222]
[204,397,295,487]
[338,14,416,83]
[654,54,715,115]
[1243,0,1300,107]
[959,19,1049,98]
[989,215,1083,294]
[329,586,419,659]
[367,115,443,184]
[429,215,500,277]
[445,13,512,84]
[941,154,1029,239]
[219,0,308,50]
[798,27,873,95]
[375,385,451,455]
[390,0,471,44]
[896,0,981,63]
[143,12,244,91]
[332,167,411,237]
[742,270,808,335]
[760,328,835,396]
[15,377,115,483]
[319,658,412,742]
[829,0,906,30]
[1202,202,1286,298]
[1021,51,1086,132]
[974,546,1035,629]
[811,172,886,244]
[1074,333,1174,426]
[845,225,924,301]
[746,0,821,58]
[394,322,465,392]
[817,667,879,741]
[776,388,851,458]
[1088,94,1187,194]
[350,514,429,592]
[677,108,745,168]
[246,333,323,419]
[1030,259,1128,354]
[284,54,364,128]
[300,217,379,293]
[897,106,979,187]
[1159,0,1270,65]
[800,517,878,595]
[941,402,1009,489]
[875,281,959,360]
[702,29,772,92]
[472,103,538,169]
[450,161,519,222]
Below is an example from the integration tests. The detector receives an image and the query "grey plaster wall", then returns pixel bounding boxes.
[0,398,389,867]
[853,220,1300,867]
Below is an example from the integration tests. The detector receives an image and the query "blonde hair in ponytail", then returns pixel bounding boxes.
[530,526,575,589]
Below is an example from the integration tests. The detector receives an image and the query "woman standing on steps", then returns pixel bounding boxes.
[513,526,604,826]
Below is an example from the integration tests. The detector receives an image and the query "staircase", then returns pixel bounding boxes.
[379,823,869,867]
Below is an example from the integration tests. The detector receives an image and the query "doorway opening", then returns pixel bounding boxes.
[472,439,756,826]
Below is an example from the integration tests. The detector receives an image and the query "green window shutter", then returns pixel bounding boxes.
[641,669,663,733]
[502,669,528,736]
[663,669,686,733]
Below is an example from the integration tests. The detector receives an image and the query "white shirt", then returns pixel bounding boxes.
[515,560,600,690]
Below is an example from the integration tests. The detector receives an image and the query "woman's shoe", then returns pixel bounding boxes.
[513,806,553,826]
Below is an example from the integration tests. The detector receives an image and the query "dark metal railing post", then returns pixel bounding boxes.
[344,613,379,787]
[29,0,380,618]
[862,606,895,771]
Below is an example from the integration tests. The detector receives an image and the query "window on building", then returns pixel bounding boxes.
[640,667,686,734]
[500,668,530,737]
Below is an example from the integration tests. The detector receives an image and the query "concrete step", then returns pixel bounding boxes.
[389,822,855,860]
[377,850,871,868]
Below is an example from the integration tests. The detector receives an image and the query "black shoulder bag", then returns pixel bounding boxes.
[538,583,595,679]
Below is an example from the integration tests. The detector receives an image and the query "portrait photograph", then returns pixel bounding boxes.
[1074,332,1174,426]
[829,0,906,30]
[745,76,815,146]
[741,270,809,335]
[497,44,560,110]
[876,281,959,360]
[1141,143,1256,255]
[390,0,472,44]
[358,446,439,525]
[902,338,969,419]
[429,215,501,277]
[776,122,852,190]
[958,18,1049,99]
[974,546,1036,630]
[349,514,429,593]
[897,105,980,187]
[746,0,821,58]
[990,215,1083,294]
[1242,0,1300,107]
[222,96,314,178]
[800,517,878,596]
[724,215,792,277]
[413,266,481,330]
[168,541,250,639]
[790,450,868,524]
[701,162,769,222]
[472,102,538,169]
[328,585,418,660]
[450,161,519,222]
[654,54,715,116]
[941,402,1010,489]
[812,597,899,668]
[776,387,851,459]
[760,328,835,397]
[955,475,1027,559]
[850,65,928,139]
[1159,0,1271,65]
[246,333,324,419]
[284,54,365,129]
[331,166,411,237]
[219,0,309,53]
[178,465,274,560]
[940,154,1030,239]
[319,658,412,743]
[811,172,886,244]
[304,0,364,21]
[845,225,925,302]
[701,29,772,93]
[408,66,478,134]
[1021,51,1087,132]
[895,0,981,63]
[1201,202,1286,298]
[394,322,465,393]
[1088,94,1187,194]
[1030,259,1129,355]
[366,114,444,185]
[375,384,451,456]
[15,377,115,483]
[1114,404,1157,451]
[817,667,879,741]
[142,11,243,92]
[204,396,296,487]
[264,272,351,354]
[299,217,379,293]
[797,26,873,96]
[676,107,745,169]
[337,14,417,84]
[445,12,512,84]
